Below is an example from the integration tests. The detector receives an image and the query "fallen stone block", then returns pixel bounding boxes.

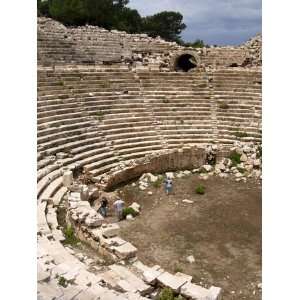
[208,286,222,300]
[112,242,137,259]
[102,236,127,247]
[143,268,164,285]
[109,264,152,295]
[175,272,192,283]
[129,202,141,214]
[180,282,210,299]
[157,271,188,293]
[182,199,194,204]
[101,223,120,238]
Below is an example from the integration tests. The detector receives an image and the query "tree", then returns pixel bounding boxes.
[37,1,188,44]
[114,7,143,33]
[38,0,50,16]
[142,11,186,42]
[49,0,88,25]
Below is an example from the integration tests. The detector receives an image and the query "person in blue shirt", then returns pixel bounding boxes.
[164,177,173,195]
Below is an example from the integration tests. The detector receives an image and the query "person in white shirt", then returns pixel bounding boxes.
[113,198,125,221]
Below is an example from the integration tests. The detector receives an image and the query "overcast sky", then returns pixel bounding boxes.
[128,0,261,46]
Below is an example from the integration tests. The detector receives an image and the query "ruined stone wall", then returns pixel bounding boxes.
[38,17,262,70]
[101,146,232,190]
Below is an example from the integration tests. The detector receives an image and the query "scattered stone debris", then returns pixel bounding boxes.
[182,199,194,204]
[186,255,196,264]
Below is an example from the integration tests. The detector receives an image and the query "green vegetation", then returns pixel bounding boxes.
[159,288,174,300]
[63,225,79,246]
[219,102,229,109]
[152,177,164,188]
[234,131,248,138]
[122,207,138,218]
[158,288,183,300]
[184,39,209,48]
[229,151,241,166]
[95,111,105,121]
[142,11,186,43]
[195,184,205,195]
[257,145,262,158]
[38,0,188,43]
[57,276,68,288]
[174,264,183,273]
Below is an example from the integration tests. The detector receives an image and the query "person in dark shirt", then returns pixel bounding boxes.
[99,197,108,217]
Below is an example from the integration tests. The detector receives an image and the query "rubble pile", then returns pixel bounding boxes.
[241,34,262,67]
[200,142,262,182]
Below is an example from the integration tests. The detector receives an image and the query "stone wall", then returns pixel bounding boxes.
[38,17,262,70]
[100,146,231,191]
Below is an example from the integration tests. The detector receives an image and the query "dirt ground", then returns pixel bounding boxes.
[117,174,262,300]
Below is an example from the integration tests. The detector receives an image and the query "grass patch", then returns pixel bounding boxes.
[195,184,205,195]
[63,225,79,246]
[152,177,164,188]
[219,102,229,109]
[174,264,183,273]
[94,111,105,121]
[229,151,241,166]
[159,288,174,300]
[234,131,248,138]
[122,207,138,218]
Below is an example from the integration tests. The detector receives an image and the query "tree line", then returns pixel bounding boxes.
[38,0,208,47]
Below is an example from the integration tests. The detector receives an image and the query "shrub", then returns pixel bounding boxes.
[163,98,170,104]
[63,225,79,246]
[58,276,68,288]
[229,151,242,166]
[219,102,229,109]
[159,288,174,300]
[195,184,205,195]
[122,207,138,218]
[95,111,104,121]
[257,145,262,158]
[174,264,183,273]
[234,131,248,138]
[152,177,164,188]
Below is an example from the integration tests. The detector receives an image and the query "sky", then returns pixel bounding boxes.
[128,0,262,46]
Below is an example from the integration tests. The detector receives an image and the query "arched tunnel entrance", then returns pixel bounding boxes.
[175,54,198,72]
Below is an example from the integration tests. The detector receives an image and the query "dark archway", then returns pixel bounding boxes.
[175,54,197,72]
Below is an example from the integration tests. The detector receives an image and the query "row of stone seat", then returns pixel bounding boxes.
[37,67,261,172]
[211,69,261,143]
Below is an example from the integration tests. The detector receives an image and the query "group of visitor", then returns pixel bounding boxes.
[98,176,173,221]
[98,197,125,221]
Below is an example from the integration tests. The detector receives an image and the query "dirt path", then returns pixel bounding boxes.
[118,175,261,300]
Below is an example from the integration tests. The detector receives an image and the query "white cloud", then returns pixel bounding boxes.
[128,0,261,45]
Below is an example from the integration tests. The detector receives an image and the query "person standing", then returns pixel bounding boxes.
[99,197,108,217]
[113,198,125,221]
[164,177,173,195]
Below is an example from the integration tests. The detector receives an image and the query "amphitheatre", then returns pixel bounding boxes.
[37,16,262,300]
